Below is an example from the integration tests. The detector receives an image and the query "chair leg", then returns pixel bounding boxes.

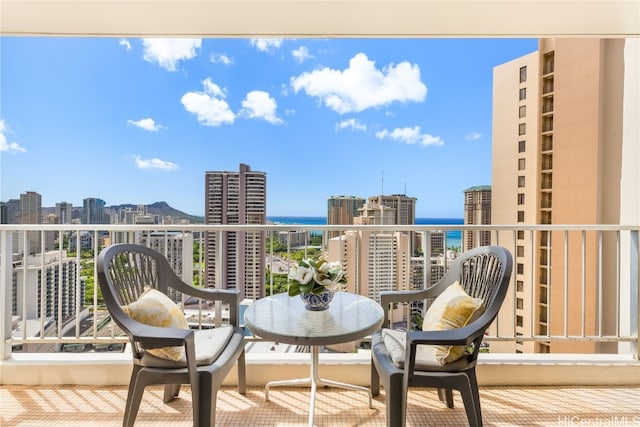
[371,358,380,396]
[437,388,454,408]
[198,372,219,427]
[385,372,406,427]
[163,384,181,403]
[457,372,482,427]
[122,366,140,427]
[237,350,247,395]
[125,371,148,427]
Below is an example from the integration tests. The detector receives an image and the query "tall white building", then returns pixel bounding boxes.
[141,232,194,303]
[328,230,411,302]
[12,250,83,322]
[204,163,266,300]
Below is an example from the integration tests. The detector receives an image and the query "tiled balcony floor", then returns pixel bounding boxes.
[2,384,639,426]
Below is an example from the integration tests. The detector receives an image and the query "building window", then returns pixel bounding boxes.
[518,140,526,153]
[518,176,525,187]
[519,105,526,118]
[517,230,525,240]
[516,297,524,309]
[516,315,524,327]
[518,158,526,170]
[517,211,525,222]
[518,123,526,135]
[519,66,527,83]
[517,263,524,274]
[517,193,525,205]
[516,280,524,292]
[519,87,526,101]
[517,245,525,257]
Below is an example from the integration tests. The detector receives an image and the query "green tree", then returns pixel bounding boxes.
[265,268,289,295]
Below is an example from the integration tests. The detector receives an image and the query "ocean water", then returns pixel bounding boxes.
[267,216,463,248]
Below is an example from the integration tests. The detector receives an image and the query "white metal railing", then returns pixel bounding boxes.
[1,223,638,360]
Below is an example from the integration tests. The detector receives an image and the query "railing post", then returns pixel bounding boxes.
[631,230,639,359]
[1,230,13,360]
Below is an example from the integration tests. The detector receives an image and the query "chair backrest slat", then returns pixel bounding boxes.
[458,252,504,307]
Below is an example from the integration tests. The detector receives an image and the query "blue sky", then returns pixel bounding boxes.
[1,38,537,217]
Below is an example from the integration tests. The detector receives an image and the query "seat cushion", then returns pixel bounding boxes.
[421,281,485,364]
[121,286,188,361]
[381,328,470,371]
[140,326,235,368]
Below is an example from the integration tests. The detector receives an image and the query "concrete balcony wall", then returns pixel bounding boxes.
[2,352,639,387]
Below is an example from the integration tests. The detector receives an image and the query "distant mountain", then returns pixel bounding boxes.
[42,201,204,224]
[108,201,204,223]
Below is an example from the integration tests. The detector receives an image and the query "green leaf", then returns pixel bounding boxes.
[300,282,314,294]
[288,282,301,296]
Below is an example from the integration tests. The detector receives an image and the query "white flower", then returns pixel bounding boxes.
[288,264,314,285]
[288,257,347,296]
[319,278,341,291]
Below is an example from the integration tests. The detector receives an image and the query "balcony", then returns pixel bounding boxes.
[2,383,639,426]
[1,223,639,425]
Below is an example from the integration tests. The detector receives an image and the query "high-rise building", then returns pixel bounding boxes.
[55,202,73,224]
[141,232,194,303]
[492,39,625,354]
[19,191,42,254]
[13,250,83,321]
[82,197,107,224]
[359,193,418,253]
[4,199,20,224]
[204,163,266,300]
[367,194,416,225]
[327,196,366,239]
[462,186,492,251]
[327,230,411,302]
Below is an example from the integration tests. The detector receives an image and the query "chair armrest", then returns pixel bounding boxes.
[123,317,195,349]
[179,285,241,306]
[379,289,429,307]
[406,328,474,347]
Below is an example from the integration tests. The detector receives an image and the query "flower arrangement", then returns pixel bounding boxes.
[288,258,347,296]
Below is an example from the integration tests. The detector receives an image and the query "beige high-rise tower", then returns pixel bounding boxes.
[204,164,266,300]
[462,185,491,251]
[19,191,42,255]
[492,39,625,354]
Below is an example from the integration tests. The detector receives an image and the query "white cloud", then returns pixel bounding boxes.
[292,46,313,64]
[142,38,201,71]
[127,118,165,132]
[241,91,283,125]
[134,155,178,171]
[210,52,233,65]
[336,118,367,132]
[375,126,443,147]
[119,39,132,51]
[181,78,235,127]
[465,132,482,141]
[291,52,427,114]
[0,119,26,153]
[249,38,283,52]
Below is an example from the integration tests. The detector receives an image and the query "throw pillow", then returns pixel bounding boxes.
[122,286,188,361]
[422,281,485,364]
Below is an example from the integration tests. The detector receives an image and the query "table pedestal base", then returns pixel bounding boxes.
[264,346,373,427]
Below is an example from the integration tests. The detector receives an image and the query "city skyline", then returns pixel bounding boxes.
[1,37,538,217]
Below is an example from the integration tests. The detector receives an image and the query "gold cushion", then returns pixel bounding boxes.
[122,287,188,361]
[422,281,485,364]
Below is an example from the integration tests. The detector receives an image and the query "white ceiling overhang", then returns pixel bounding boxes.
[1,0,639,38]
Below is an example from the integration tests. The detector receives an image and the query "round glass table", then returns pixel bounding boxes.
[243,291,384,426]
